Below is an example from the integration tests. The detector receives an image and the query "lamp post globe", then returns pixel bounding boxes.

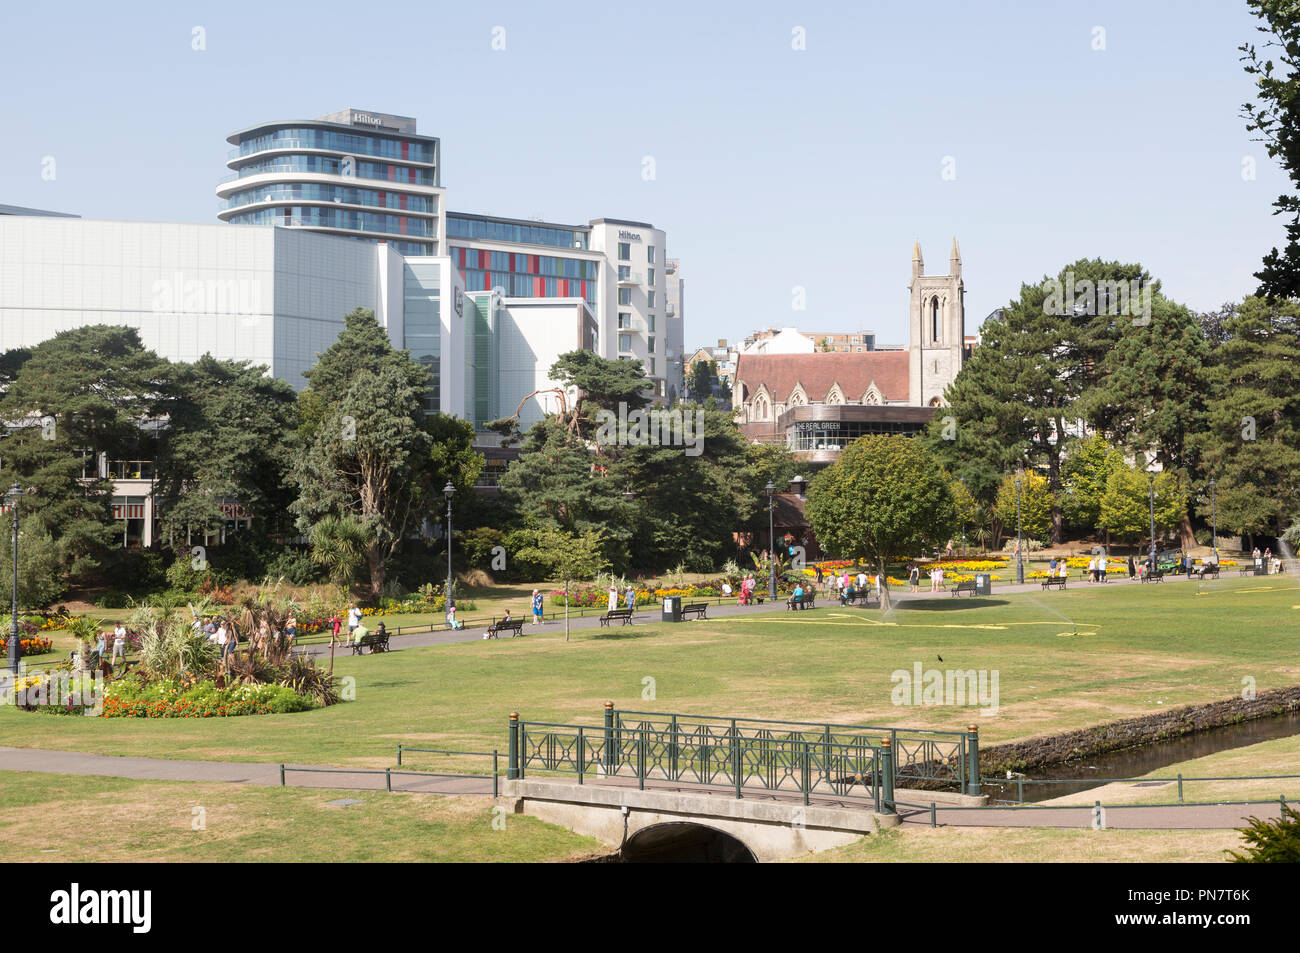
[443,482,456,610]
[765,481,777,601]
[1208,478,1217,555]
[1147,472,1157,574]
[1013,476,1024,585]
[7,482,21,676]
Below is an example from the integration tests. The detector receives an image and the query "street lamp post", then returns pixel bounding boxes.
[7,483,21,676]
[1014,475,1024,585]
[1147,472,1158,574]
[442,482,455,612]
[765,481,777,601]
[1209,478,1217,555]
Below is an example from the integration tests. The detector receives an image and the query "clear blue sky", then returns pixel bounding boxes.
[0,0,1285,349]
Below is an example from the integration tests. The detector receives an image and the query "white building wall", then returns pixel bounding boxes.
[492,297,591,428]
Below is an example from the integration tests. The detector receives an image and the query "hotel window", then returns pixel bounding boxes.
[647,245,655,263]
[618,265,631,281]
[647,290,656,309]
[619,333,632,352]
[647,314,655,332]
[618,312,632,329]
[618,242,631,261]
[648,267,655,285]
[650,357,656,375]
[649,336,656,352]
[618,288,631,306]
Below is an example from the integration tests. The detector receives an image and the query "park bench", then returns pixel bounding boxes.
[841,589,878,607]
[351,631,391,655]
[486,617,525,639]
[599,608,634,627]
[1198,565,1220,580]
[1140,570,1164,584]
[786,592,816,610]
[681,602,709,621]
[1041,576,1067,590]
[951,580,978,597]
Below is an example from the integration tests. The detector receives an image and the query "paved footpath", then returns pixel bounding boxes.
[0,746,1281,829]
[301,568,1279,658]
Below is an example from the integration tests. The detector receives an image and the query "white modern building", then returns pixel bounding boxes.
[216,109,680,401]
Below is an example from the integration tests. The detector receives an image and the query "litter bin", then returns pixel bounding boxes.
[662,595,682,623]
[974,573,992,596]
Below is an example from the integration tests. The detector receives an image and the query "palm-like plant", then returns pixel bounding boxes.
[310,514,368,587]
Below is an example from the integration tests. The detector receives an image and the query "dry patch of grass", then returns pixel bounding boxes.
[0,771,596,863]
[800,825,1245,863]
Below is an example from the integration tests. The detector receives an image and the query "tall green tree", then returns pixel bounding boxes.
[1099,467,1187,549]
[1241,0,1300,298]
[1060,434,1126,536]
[513,527,610,641]
[0,326,171,576]
[153,356,298,548]
[994,471,1053,545]
[805,435,957,610]
[1187,296,1300,542]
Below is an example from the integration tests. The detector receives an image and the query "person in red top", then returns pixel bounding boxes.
[329,613,342,647]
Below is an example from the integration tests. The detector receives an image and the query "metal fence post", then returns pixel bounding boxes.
[507,712,520,780]
[397,744,403,766]
[801,742,810,806]
[1177,773,1183,804]
[603,701,615,775]
[670,715,679,781]
[493,749,499,799]
[880,738,895,815]
[637,729,646,790]
[385,767,392,792]
[577,727,585,784]
[930,802,937,828]
[966,724,980,797]
[731,722,742,799]
[279,763,285,787]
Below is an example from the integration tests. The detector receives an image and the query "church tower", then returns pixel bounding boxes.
[908,238,965,407]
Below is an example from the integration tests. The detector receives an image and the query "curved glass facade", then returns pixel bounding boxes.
[227,155,434,186]
[225,206,436,238]
[235,127,434,164]
[222,183,437,213]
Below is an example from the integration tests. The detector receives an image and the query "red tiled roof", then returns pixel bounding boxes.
[733,351,910,403]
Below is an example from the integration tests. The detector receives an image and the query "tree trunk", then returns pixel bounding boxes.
[878,559,891,612]
[367,545,385,602]
[1179,513,1196,549]
[564,577,570,642]
[1047,445,1064,544]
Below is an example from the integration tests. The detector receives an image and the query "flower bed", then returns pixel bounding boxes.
[101,697,273,718]
[0,635,54,654]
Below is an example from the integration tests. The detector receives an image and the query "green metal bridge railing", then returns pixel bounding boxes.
[505,705,983,812]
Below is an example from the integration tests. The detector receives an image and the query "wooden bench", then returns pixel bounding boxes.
[486,618,525,639]
[786,592,816,610]
[1140,570,1164,584]
[599,608,634,627]
[1041,576,1067,590]
[841,589,878,607]
[951,580,978,597]
[681,602,709,621]
[1199,565,1220,580]
[350,631,390,655]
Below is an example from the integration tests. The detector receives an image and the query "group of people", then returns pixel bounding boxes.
[607,585,639,613]
[1252,547,1282,574]
[83,622,129,669]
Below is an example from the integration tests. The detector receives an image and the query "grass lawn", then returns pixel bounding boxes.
[798,824,1247,862]
[2,575,1298,773]
[0,771,599,862]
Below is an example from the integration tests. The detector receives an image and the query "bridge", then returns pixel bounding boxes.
[499,705,987,860]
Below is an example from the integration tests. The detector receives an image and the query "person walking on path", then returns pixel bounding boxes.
[909,564,919,593]
[1128,555,1136,580]
[347,604,362,640]
[329,613,342,647]
[607,586,618,612]
[111,623,127,664]
[531,589,544,625]
[624,587,636,611]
